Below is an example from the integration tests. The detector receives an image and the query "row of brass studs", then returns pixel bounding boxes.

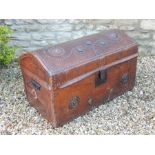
[69,73,129,109]
[76,32,118,54]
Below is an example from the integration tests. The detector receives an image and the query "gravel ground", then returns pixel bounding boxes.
[0,56,155,135]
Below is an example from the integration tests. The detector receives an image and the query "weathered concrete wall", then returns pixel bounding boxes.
[1,19,155,56]
[0,19,4,25]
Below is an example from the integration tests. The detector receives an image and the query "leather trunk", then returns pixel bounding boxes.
[19,29,138,127]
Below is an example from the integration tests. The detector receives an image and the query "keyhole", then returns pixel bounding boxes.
[95,69,107,86]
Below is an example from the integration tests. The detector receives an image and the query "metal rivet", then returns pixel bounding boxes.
[77,47,84,53]
[86,41,92,45]
[69,96,80,109]
[121,73,129,84]
[100,41,105,45]
[110,33,118,40]
[88,97,93,105]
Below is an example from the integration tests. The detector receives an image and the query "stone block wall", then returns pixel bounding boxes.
[1,19,155,56]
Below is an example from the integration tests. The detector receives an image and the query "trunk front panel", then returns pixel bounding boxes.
[54,58,137,126]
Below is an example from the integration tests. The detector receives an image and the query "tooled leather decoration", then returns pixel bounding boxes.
[46,32,120,59]
[46,47,72,59]
[40,31,136,76]
[44,31,137,89]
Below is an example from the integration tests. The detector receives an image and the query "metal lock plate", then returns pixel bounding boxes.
[95,69,107,86]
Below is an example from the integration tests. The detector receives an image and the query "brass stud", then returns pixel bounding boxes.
[121,73,129,84]
[88,97,93,105]
[69,96,80,109]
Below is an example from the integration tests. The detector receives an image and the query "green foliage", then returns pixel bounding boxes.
[0,25,15,65]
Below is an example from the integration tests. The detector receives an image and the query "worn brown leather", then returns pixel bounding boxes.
[20,29,138,127]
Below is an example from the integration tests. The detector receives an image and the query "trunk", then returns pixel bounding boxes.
[20,29,138,127]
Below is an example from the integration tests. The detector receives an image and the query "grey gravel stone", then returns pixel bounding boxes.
[0,56,155,134]
[0,98,3,105]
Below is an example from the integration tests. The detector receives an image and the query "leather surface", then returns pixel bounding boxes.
[32,29,137,75]
[20,29,138,127]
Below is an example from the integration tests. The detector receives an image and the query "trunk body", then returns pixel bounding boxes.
[20,30,138,127]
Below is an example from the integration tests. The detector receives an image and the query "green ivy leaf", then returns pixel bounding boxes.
[0,25,15,65]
